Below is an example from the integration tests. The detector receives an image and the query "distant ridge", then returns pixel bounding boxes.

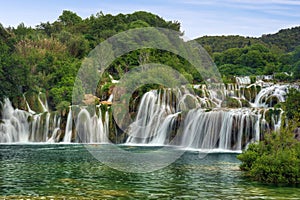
[196,26,300,53]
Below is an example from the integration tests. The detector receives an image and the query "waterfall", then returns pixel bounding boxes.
[23,94,35,114]
[63,107,73,143]
[236,76,251,85]
[0,99,30,143]
[126,89,183,144]
[75,106,109,143]
[0,77,297,149]
[38,92,49,112]
[253,84,288,107]
[47,128,60,143]
[0,97,110,144]
[124,80,293,150]
[178,108,258,150]
[149,112,180,145]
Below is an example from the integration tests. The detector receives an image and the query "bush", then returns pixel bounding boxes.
[237,130,300,184]
[274,72,293,82]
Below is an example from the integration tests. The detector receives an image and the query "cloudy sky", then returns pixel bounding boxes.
[0,0,299,39]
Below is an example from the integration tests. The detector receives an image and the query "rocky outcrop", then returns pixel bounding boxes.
[82,94,100,105]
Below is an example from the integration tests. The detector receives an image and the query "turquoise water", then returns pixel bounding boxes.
[0,145,299,199]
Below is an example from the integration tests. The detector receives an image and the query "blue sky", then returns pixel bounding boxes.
[0,0,299,39]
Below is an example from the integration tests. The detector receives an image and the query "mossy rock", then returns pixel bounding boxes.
[24,91,45,113]
[266,96,279,107]
[264,109,272,125]
[194,88,204,98]
[182,95,199,110]
[256,85,261,93]
[12,96,27,111]
[250,75,256,84]
[243,88,252,102]
[241,99,250,107]
[222,97,241,108]
[263,109,282,128]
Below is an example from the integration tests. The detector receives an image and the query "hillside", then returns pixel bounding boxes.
[0,10,299,110]
[196,26,300,53]
[261,26,300,52]
[0,10,185,110]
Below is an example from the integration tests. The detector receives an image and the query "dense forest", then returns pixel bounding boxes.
[0,10,299,110]
[197,27,300,77]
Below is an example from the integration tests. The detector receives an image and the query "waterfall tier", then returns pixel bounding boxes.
[0,78,298,150]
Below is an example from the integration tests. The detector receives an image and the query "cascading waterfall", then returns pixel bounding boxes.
[74,106,109,143]
[253,84,288,107]
[126,88,191,144]
[125,79,294,150]
[0,76,297,150]
[179,109,260,150]
[63,107,73,143]
[0,96,109,144]
[149,112,180,145]
[38,92,49,113]
[236,76,251,85]
[0,99,30,143]
[126,90,173,144]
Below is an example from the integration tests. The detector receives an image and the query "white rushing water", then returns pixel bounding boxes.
[0,97,109,144]
[0,77,297,150]
[124,79,293,150]
[63,107,73,143]
[74,106,109,143]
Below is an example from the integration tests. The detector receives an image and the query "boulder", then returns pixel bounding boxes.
[82,94,100,105]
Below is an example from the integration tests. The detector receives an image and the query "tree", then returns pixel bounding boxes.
[58,10,82,26]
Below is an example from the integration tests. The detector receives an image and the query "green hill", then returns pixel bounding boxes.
[261,26,300,52]
[0,10,299,109]
[196,26,300,53]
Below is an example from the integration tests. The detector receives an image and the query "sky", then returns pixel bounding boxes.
[0,0,299,39]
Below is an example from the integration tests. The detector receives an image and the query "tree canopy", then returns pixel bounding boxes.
[0,10,299,109]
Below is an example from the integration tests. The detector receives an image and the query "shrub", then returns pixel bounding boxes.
[237,130,300,184]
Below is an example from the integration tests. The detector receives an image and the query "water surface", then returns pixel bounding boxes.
[0,145,299,199]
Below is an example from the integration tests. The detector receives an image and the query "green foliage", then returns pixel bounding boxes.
[292,47,300,80]
[58,10,82,26]
[196,35,261,53]
[283,88,300,124]
[238,143,260,171]
[56,101,70,116]
[261,26,300,52]
[214,44,282,76]
[238,90,300,184]
[237,130,300,184]
[197,26,300,53]
[197,27,300,78]
[0,10,181,108]
[250,75,256,84]
[274,72,293,82]
[1,10,300,109]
